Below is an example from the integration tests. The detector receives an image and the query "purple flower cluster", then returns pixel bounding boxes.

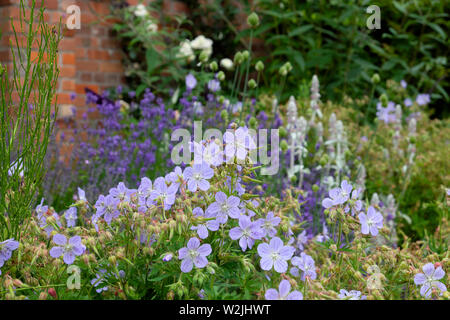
[0,239,19,276]
[376,101,397,124]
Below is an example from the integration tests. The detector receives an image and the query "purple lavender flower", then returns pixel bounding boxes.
[198,289,206,299]
[338,289,366,300]
[77,187,87,202]
[185,73,197,90]
[322,188,342,209]
[49,234,86,265]
[322,180,352,209]
[103,195,120,225]
[257,237,295,273]
[190,207,220,239]
[291,252,317,281]
[376,101,397,124]
[137,177,153,211]
[224,127,257,161]
[294,230,309,252]
[137,177,153,199]
[94,195,106,215]
[91,269,108,293]
[37,207,61,237]
[229,215,264,251]
[165,166,184,189]
[183,162,214,192]
[149,177,178,210]
[206,191,241,223]
[338,180,353,203]
[416,93,430,106]
[35,198,48,217]
[404,98,413,107]
[414,263,447,298]
[265,279,303,300]
[359,206,383,236]
[345,188,363,215]
[207,79,220,92]
[0,239,19,275]
[178,237,212,273]
[192,141,223,167]
[109,182,135,202]
[400,80,407,88]
[163,253,173,262]
[258,211,281,238]
[64,207,77,228]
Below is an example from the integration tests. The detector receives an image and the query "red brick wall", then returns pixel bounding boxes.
[0,0,249,124]
[0,0,192,121]
[0,0,129,121]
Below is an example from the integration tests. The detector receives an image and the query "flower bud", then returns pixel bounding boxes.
[312,184,319,192]
[242,50,250,61]
[380,94,388,107]
[199,50,210,63]
[290,175,297,184]
[234,52,243,65]
[371,73,380,84]
[255,61,264,72]
[249,117,258,129]
[48,288,57,299]
[39,291,48,300]
[248,79,257,89]
[247,12,260,28]
[109,255,117,265]
[220,109,229,121]
[278,126,287,138]
[209,61,218,71]
[217,71,225,81]
[280,139,288,152]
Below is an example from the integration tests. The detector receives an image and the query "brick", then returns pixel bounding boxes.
[0,0,13,6]
[76,60,99,71]
[56,92,72,104]
[59,38,78,51]
[31,0,59,10]
[61,79,75,91]
[99,62,123,73]
[62,52,75,65]
[59,65,76,77]
[92,73,105,83]
[80,72,92,82]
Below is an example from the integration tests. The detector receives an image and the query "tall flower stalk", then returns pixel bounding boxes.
[0,0,61,240]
